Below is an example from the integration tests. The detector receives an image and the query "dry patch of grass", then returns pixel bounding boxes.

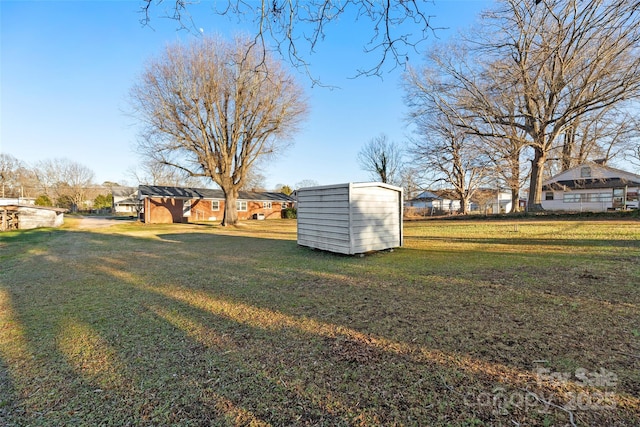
[0,218,638,426]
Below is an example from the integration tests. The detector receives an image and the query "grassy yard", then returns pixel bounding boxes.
[0,217,638,426]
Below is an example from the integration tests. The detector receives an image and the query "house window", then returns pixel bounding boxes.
[564,193,580,203]
[563,193,612,203]
[236,201,247,211]
[211,201,220,211]
[580,166,592,178]
[263,201,272,209]
[545,192,554,201]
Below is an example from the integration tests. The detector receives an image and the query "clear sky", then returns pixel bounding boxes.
[1,0,491,190]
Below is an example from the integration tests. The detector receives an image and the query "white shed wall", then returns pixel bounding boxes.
[297,183,402,254]
[16,207,64,229]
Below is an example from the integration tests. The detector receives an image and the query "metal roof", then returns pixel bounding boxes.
[543,177,640,191]
[138,185,294,202]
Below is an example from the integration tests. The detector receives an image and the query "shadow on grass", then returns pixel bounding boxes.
[0,226,639,425]
[406,235,639,249]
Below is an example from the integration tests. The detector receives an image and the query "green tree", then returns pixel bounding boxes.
[275,184,293,195]
[34,195,52,207]
[94,193,113,210]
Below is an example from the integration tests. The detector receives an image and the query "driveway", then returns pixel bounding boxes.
[76,216,135,229]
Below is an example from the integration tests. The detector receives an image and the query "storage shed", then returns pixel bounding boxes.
[1,205,66,231]
[296,182,403,255]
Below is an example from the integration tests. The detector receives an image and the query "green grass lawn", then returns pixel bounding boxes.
[1,217,638,426]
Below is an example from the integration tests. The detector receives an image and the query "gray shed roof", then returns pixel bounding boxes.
[138,185,294,202]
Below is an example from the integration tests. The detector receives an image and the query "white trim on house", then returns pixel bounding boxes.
[541,163,640,212]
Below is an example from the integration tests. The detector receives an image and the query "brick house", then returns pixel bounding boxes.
[138,185,294,224]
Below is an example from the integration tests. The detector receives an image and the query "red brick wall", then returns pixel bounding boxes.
[190,199,290,221]
[144,197,291,223]
[144,197,187,224]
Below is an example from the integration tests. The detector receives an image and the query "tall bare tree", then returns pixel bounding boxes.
[626,144,640,173]
[409,122,491,214]
[405,75,493,215]
[409,0,640,211]
[470,0,640,209]
[357,134,403,185]
[295,179,319,190]
[557,106,640,170]
[34,158,96,211]
[0,154,24,198]
[140,1,434,82]
[405,53,530,213]
[130,36,308,226]
[128,158,207,188]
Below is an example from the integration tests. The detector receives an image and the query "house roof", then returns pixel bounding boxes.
[112,186,138,198]
[542,163,640,191]
[114,197,139,206]
[411,190,441,201]
[410,189,473,201]
[543,177,640,191]
[138,185,294,202]
[542,162,640,191]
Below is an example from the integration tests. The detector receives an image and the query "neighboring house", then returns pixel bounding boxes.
[112,187,140,214]
[405,190,464,213]
[1,205,66,231]
[541,163,640,212]
[405,189,513,215]
[138,185,295,224]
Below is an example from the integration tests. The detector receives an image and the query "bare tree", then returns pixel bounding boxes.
[625,144,640,172]
[130,35,308,226]
[0,154,24,198]
[404,57,494,214]
[295,179,319,190]
[398,165,422,201]
[556,106,640,170]
[128,158,207,188]
[410,0,640,211]
[139,1,434,82]
[473,0,640,209]
[239,168,266,192]
[34,158,95,211]
[408,105,492,215]
[357,134,403,185]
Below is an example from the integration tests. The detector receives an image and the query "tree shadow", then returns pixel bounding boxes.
[0,226,638,425]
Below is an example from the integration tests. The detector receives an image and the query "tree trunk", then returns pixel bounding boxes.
[221,187,239,226]
[510,188,520,213]
[508,151,521,213]
[561,126,576,171]
[459,197,468,214]
[527,147,547,212]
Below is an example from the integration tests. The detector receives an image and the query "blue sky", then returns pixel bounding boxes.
[1,0,491,189]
